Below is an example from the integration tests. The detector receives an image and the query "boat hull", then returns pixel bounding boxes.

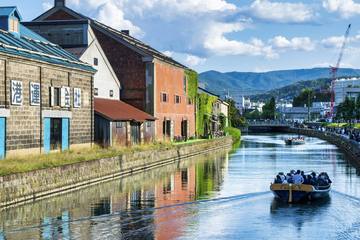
[270,184,330,203]
[285,139,305,145]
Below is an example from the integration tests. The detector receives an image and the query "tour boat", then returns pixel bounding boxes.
[285,137,305,145]
[270,183,331,203]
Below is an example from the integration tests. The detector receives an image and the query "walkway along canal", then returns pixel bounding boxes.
[2,133,360,239]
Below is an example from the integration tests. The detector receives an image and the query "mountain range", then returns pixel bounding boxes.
[199,68,360,97]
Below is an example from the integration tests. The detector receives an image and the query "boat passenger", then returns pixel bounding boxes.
[293,172,304,184]
[275,175,282,184]
[279,172,286,182]
[286,173,294,183]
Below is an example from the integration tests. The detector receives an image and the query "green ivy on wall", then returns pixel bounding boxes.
[185,69,198,100]
[196,93,218,136]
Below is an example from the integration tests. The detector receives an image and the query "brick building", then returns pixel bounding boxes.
[0,7,95,158]
[25,0,196,141]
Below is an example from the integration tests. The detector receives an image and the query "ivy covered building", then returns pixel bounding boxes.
[0,7,95,158]
[197,87,229,137]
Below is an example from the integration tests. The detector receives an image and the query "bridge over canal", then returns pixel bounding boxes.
[244,121,292,133]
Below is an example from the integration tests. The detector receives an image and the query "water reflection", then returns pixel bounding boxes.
[3,133,360,239]
[270,198,331,231]
[0,150,229,240]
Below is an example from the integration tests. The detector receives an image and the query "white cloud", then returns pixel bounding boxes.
[321,34,360,48]
[203,22,277,58]
[127,0,237,17]
[96,2,143,37]
[185,54,206,66]
[322,0,360,18]
[249,0,315,23]
[42,1,52,10]
[270,36,315,51]
[162,51,174,57]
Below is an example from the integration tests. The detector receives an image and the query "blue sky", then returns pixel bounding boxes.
[3,0,360,73]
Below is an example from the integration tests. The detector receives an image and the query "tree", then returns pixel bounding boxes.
[336,97,356,122]
[262,97,276,120]
[356,95,360,120]
[226,99,246,128]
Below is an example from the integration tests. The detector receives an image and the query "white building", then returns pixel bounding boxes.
[334,77,360,106]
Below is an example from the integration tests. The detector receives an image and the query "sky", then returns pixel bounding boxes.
[3,0,360,73]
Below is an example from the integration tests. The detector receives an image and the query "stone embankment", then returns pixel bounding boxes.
[289,128,360,163]
[0,137,232,208]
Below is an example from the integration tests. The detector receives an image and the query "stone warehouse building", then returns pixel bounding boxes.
[0,7,95,158]
[26,0,196,141]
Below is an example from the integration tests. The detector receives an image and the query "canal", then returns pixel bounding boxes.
[1,133,360,239]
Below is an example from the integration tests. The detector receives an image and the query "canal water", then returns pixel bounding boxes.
[1,133,360,240]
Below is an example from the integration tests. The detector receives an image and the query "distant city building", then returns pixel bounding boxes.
[279,107,322,121]
[333,77,360,106]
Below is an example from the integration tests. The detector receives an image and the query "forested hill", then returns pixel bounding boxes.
[251,78,332,102]
[199,68,360,96]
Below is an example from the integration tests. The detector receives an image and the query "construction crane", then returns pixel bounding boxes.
[330,24,352,118]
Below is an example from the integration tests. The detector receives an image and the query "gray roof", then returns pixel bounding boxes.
[0,25,95,72]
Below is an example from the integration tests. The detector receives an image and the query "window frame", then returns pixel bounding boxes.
[175,95,181,104]
[161,92,168,103]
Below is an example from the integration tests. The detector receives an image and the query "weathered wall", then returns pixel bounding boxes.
[154,60,196,140]
[288,128,360,163]
[93,28,147,111]
[0,137,232,208]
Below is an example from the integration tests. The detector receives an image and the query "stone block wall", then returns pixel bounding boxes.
[288,128,360,163]
[0,136,232,208]
[0,54,93,154]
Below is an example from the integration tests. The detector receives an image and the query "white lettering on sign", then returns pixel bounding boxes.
[30,82,41,106]
[73,88,81,108]
[11,80,23,105]
[61,87,71,108]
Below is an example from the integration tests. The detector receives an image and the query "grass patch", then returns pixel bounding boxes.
[0,143,174,177]
[321,122,360,129]
[172,139,206,145]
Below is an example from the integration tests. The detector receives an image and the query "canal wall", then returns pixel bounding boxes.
[288,128,360,163]
[0,137,232,209]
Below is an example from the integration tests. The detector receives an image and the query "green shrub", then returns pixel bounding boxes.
[225,127,241,143]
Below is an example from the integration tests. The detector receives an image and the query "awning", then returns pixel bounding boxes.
[95,98,156,122]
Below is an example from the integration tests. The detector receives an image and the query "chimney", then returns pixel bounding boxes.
[55,0,66,7]
[121,30,130,36]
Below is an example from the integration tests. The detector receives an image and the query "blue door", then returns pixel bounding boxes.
[44,118,51,153]
[62,118,69,151]
[0,118,5,159]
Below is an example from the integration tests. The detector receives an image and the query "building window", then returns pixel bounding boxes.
[146,121,152,128]
[175,95,181,104]
[50,87,61,107]
[110,90,114,97]
[187,98,193,105]
[9,18,19,33]
[94,88,98,96]
[116,122,124,128]
[161,93,168,102]
[163,120,171,137]
[94,58,98,66]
